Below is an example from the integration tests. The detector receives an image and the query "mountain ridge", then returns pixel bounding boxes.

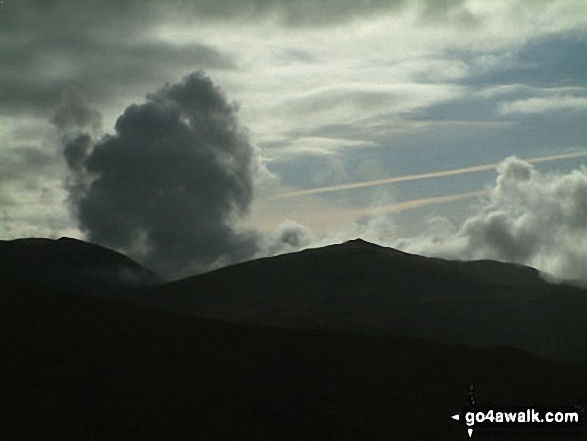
[141,238,586,362]
[0,236,159,295]
[3,235,587,438]
[2,236,586,361]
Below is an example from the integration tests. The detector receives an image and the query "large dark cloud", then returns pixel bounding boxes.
[59,72,259,278]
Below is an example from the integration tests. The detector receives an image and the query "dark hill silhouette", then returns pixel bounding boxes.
[3,236,587,362]
[0,237,159,296]
[1,271,586,440]
[138,238,587,362]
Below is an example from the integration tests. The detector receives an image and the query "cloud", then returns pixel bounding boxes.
[51,85,102,133]
[499,95,587,114]
[392,156,587,282]
[164,0,411,26]
[272,83,464,131]
[255,220,319,257]
[259,154,587,284]
[0,113,75,240]
[0,1,236,117]
[273,150,587,199]
[0,145,60,185]
[458,36,587,88]
[264,136,377,158]
[55,72,263,278]
[350,190,489,217]
[0,35,235,116]
[418,0,476,27]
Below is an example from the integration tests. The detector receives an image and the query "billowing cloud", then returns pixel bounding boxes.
[392,157,587,282]
[57,72,262,278]
[255,220,319,256]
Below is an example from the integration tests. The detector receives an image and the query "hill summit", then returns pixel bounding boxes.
[0,237,158,293]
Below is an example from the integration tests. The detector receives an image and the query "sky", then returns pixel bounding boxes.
[2,0,587,280]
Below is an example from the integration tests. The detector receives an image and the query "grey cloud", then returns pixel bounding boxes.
[49,71,344,278]
[1,1,236,116]
[0,0,476,116]
[0,142,73,240]
[173,0,476,27]
[63,134,92,172]
[0,0,464,48]
[52,86,102,133]
[461,211,538,263]
[0,0,450,37]
[0,146,60,184]
[59,71,259,278]
[162,0,409,26]
[272,220,316,251]
[418,0,476,27]
[0,40,235,116]
[50,86,100,206]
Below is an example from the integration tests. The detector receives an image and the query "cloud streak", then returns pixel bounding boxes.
[273,151,587,199]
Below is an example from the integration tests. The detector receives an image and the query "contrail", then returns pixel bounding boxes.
[350,190,489,217]
[272,150,587,200]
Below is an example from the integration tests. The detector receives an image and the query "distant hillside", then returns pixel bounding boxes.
[1,272,585,440]
[139,239,587,361]
[3,236,586,362]
[0,237,158,296]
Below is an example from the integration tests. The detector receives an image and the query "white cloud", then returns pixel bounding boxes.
[392,157,587,281]
[152,1,587,163]
[499,95,587,114]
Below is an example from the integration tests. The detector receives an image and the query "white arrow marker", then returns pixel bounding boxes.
[468,428,473,437]
[451,414,460,421]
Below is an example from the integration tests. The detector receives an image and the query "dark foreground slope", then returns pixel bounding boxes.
[1,280,586,440]
[143,239,587,361]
